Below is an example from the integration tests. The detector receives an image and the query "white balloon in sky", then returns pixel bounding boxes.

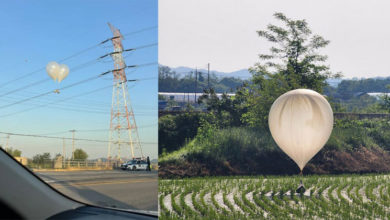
[268,89,333,171]
[57,64,69,83]
[46,61,59,81]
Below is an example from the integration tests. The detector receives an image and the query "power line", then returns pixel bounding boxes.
[0,72,156,108]
[0,84,122,117]
[0,79,51,98]
[121,26,157,37]
[0,46,156,99]
[0,70,111,110]
[98,43,157,59]
[0,131,156,145]
[0,57,100,98]
[0,75,156,116]
[37,124,157,136]
[0,41,107,90]
[0,26,157,90]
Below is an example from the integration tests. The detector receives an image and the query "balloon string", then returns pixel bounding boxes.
[300,170,303,185]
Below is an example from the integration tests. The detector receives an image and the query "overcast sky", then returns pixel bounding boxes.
[160,0,390,78]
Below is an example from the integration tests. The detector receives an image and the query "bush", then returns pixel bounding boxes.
[159,112,208,155]
[160,118,390,176]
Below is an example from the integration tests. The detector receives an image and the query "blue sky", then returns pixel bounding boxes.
[0,0,158,159]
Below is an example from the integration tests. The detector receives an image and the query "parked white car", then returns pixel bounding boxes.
[126,160,149,171]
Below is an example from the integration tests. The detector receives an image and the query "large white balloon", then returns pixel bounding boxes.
[268,89,333,171]
[46,61,59,81]
[57,64,69,83]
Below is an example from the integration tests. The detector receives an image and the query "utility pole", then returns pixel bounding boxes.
[107,23,143,161]
[69,130,76,160]
[62,138,66,159]
[207,63,210,89]
[195,68,197,103]
[5,134,9,150]
[62,137,66,168]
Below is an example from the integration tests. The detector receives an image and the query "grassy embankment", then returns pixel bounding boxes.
[159,119,390,177]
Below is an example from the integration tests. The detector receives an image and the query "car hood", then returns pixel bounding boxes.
[109,207,158,216]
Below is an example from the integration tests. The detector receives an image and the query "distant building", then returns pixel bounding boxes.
[353,92,367,97]
[367,92,390,99]
[158,92,235,103]
[158,100,168,110]
[14,157,28,166]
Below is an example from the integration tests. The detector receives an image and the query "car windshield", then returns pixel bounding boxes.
[0,0,158,213]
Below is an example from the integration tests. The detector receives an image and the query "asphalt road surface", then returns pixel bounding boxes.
[35,170,158,212]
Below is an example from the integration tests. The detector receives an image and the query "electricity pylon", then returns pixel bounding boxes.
[107,23,143,161]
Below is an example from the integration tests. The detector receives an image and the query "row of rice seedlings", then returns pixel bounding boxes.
[338,177,373,218]
[211,190,229,215]
[170,189,183,216]
[200,187,228,219]
[159,174,390,219]
[365,181,388,218]
[190,189,205,216]
[378,184,389,208]
[302,188,329,219]
[179,187,196,217]
[222,191,247,219]
[322,178,356,219]
[346,182,354,203]
[313,180,334,218]
[222,191,235,213]
[334,181,365,219]
[252,189,272,217]
[259,187,289,219]
[348,178,385,218]
[233,192,255,217]
[159,194,169,218]
[349,181,372,219]
[241,185,262,216]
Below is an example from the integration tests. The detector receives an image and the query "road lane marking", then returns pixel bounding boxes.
[45,180,57,183]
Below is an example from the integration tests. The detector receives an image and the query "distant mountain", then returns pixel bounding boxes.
[168,66,344,87]
[170,66,252,79]
[326,78,343,87]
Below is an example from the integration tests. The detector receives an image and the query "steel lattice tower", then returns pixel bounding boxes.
[107,23,143,161]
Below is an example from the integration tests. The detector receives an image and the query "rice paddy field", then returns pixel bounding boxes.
[159,174,390,219]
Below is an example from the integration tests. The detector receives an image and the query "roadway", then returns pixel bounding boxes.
[35,170,158,212]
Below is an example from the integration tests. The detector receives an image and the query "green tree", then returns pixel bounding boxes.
[32,153,51,164]
[5,148,22,157]
[158,113,203,154]
[244,12,340,127]
[198,86,249,127]
[73,148,88,160]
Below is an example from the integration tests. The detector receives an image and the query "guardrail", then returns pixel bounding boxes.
[27,159,117,170]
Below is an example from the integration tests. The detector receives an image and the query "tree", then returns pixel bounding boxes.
[243,12,340,127]
[198,86,249,127]
[73,149,88,160]
[5,148,22,157]
[379,84,390,112]
[158,113,203,154]
[32,153,51,164]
